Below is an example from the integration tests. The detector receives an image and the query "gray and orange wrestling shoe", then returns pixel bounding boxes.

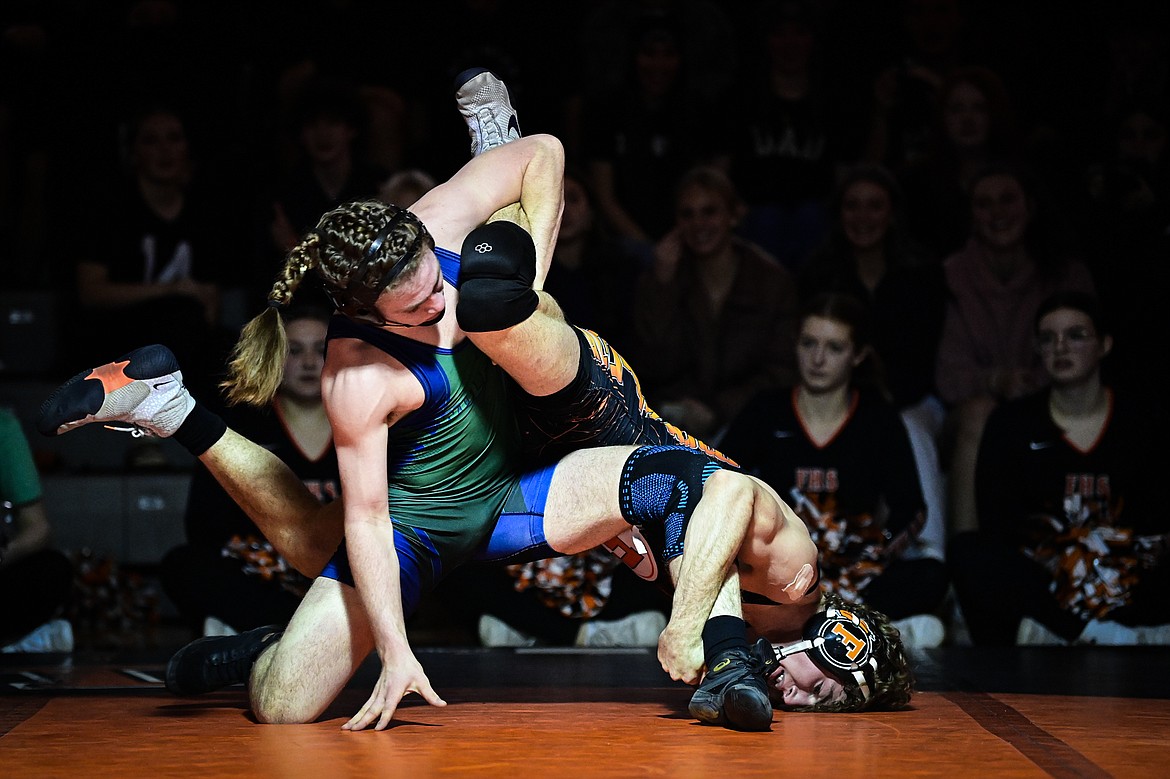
[38,344,194,439]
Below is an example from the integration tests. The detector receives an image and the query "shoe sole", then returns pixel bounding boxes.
[723,688,774,732]
[38,345,178,436]
[690,688,773,731]
[454,66,493,93]
[688,693,726,725]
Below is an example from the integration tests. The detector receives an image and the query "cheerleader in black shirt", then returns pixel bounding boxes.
[721,293,948,644]
[950,291,1170,645]
[160,305,340,636]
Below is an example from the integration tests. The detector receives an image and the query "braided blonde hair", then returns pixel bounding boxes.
[222,200,431,406]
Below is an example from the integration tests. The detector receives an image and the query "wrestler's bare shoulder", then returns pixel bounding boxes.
[321,336,426,422]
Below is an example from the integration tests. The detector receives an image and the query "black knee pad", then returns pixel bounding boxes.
[457,221,539,332]
[619,445,723,560]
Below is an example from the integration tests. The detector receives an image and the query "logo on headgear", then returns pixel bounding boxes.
[807,608,875,674]
[475,242,493,253]
[776,606,881,703]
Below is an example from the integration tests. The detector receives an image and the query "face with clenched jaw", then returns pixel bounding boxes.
[767,645,848,708]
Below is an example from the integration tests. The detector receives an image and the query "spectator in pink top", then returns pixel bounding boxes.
[935,162,1095,535]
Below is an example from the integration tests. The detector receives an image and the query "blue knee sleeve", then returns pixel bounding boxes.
[618,445,722,560]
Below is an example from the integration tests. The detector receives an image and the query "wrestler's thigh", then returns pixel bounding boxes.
[542,444,639,553]
[250,576,374,724]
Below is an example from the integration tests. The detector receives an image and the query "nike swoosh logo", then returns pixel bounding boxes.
[1029,441,1052,450]
[152,380,174,390]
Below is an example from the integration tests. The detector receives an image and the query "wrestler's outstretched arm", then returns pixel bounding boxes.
[322,340,446,731]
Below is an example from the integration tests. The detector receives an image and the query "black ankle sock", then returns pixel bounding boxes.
[702,615,749,667]
[171,401,228,456]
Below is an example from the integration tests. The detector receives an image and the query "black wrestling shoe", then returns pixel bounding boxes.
[165,625,283,696]
[688,645,774,732]
[750,637,784,708]
[750,637,780,676]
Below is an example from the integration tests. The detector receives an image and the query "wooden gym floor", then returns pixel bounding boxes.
[2,645,1167,778]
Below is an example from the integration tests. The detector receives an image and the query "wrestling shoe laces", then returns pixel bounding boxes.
[37,344,195,439]
[166,625,283,696]
[454,67,521,157]
[688,644,774,732]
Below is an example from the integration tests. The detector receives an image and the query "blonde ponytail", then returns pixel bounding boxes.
[221,236,322,406]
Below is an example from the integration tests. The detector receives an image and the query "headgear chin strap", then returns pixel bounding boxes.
[777,607,879,702]
[323,208,429,323]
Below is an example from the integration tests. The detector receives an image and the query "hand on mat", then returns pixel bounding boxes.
[658,621,704,686]
[342,648,446,731]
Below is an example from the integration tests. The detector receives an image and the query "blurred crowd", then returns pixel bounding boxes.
[1,0,1168,652]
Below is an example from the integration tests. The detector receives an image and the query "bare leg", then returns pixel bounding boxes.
[707,570,746,622]
[464,293,581,398]
[664,473,783,732]
[540,445,640,551]
[199,428,343,576]
[455,75,577,397]
[658,471,756,683]
[540,450,767,685]
[35,344,343,577]
[250,577,374,724]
